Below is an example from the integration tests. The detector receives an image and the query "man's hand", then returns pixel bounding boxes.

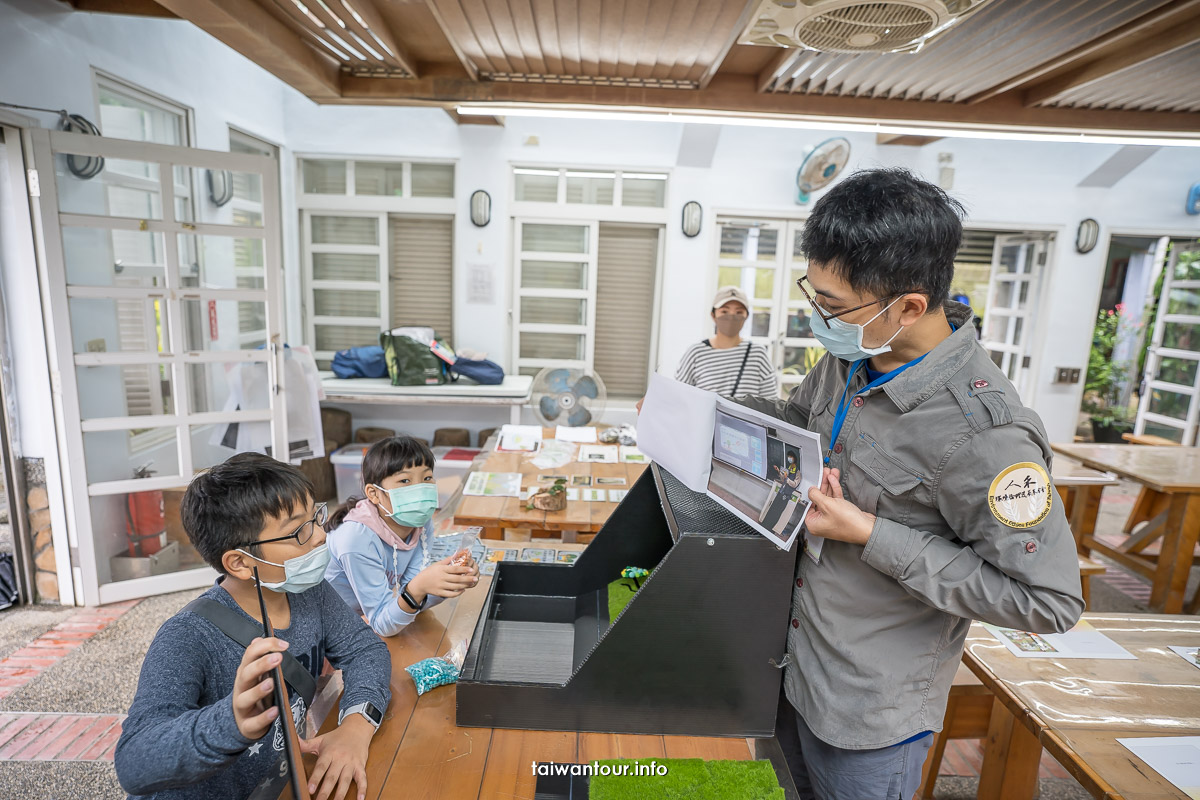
[232,637,288,740]
[407,557,478,604]
[805,467,876,546]
[299,716,374,800]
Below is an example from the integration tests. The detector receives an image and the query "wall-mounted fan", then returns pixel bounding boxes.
[530,367,607,427]
[796,137,851,204]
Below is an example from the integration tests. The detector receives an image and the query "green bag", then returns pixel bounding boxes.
[380,332,448,386]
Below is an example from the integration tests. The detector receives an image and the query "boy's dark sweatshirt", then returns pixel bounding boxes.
[115,579,391,800]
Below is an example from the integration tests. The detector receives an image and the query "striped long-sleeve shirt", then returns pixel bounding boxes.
[674,340,778,399]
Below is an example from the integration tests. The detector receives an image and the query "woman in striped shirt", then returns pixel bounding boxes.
[675,286,779,399]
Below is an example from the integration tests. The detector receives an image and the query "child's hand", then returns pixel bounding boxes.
[413,557,478,600]
[232,637,289,740]
[299,716,373,800]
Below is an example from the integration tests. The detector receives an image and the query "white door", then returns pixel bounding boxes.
[29,128,288,604]
[981,235,1049,400]
[1135,240,1200,445]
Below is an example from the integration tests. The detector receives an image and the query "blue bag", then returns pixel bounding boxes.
[331,345,388,379]
[450,358,505,385]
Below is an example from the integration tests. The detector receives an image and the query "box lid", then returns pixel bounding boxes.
[330,444,371,465]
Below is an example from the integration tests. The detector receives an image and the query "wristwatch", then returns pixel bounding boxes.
[401,581,427,612]
[338,702,383,732]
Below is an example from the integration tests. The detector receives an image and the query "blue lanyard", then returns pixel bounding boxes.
[825,356,926,464]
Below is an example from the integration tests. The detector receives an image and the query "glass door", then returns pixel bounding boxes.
[1135,240,1200,444]
[30,128,287,604]
[981,235,1049,400]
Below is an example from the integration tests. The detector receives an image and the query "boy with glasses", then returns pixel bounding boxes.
[116,453,391,800]
[737,169,1083,800]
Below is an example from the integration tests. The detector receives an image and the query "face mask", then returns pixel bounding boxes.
[239,543,330,594]
[809,297,903,361]
[714,315,746,337]
[372,483,438,528]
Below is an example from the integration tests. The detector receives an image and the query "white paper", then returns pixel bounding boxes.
[466,262,494,305]
[530,440,576,469]
[1117,737,1200,799]
[463,472,522,498]
[619,446,647,464]
[498,424,543,452]
[1169,645,1200,671]
[608,489,628,502]
[566,488,580,501]
[706,398,821,551]
[578,444,618,463]
[556,426,598,443]
[637,372,717,492]
[983,620,1137,659]
[581,488,606,502]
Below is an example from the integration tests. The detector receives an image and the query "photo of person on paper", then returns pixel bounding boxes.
[759,446,810,537]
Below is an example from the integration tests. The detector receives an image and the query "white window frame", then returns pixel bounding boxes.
[92,70,195,148]
[511,163,671,225]
[979,234,1052,402]
[228,128,279,348]
[296,154,456,213]
[511,218,600,375]
[1135,241,1200,444]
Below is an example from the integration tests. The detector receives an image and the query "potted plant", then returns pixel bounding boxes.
[1082,305,1135,443]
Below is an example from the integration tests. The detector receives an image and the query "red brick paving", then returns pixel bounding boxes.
[0,713,124,762]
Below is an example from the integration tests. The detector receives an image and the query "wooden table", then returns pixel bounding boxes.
[1050,443,1200,614]
[300,543,755,800]
[453,428,648,541]
[963,613,1200,800]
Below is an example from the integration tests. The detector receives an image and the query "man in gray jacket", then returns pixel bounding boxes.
[737,168,1083,800]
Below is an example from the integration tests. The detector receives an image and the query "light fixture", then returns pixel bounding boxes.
[1076,218,1100,254]
[207,169,233,207]
[681,201,702,238]
[453,105,1200,148]
[470,190,491,227]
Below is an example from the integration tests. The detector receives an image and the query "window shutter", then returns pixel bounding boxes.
[114,276,162,416]
[595,224,659,398]
[388,216,453,339]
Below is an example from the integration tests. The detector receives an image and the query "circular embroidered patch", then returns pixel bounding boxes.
[987,462,1052,529]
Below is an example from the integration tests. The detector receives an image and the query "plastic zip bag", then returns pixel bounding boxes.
[405,639,468,695]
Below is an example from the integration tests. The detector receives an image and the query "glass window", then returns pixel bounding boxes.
[355,162,404,196]
[411,163,454,198]
[621,174,667,208]
[303,159,347,194]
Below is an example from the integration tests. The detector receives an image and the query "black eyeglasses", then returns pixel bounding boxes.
[796,275,917,324]
[235,503,328,550]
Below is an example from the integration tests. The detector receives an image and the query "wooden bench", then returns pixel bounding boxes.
[918,663,995,799]
[1078,555,1106,609]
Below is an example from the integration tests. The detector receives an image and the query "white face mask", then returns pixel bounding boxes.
[239,544,331,594]
[809,297,904,361]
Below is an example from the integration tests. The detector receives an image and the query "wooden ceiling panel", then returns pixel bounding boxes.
[424,0,754,88]
[1044,41,1200,113]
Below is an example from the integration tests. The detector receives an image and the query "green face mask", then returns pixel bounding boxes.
[372,483,438,528]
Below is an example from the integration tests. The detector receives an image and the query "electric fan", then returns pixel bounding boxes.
[530,367,607,428]
[796,137,851,204]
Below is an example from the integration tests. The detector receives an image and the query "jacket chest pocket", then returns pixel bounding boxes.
[845,433,924,518]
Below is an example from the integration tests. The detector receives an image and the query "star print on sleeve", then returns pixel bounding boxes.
[247,741,263,756]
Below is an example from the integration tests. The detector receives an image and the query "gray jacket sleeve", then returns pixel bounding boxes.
[860,412,1084,634]
[735,380,813,429]
[114,618,252,794]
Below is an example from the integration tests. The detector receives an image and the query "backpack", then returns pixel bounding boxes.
[450,358,505,385]
[331,346,388,379]
[380,332,448,386]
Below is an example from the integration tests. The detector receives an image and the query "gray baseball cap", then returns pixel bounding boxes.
[712,285,750,311]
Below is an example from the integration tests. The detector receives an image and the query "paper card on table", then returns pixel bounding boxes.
[982,620,1136,659]
[637,372,716,491]
[578,444,618,463]
[556,551,579,564]
[463,472,523,498]
[1117,737,1200,799]
[595,477,626,486]
[608,489,628,502]
[1169,646,1200,671]
[538,474,569,483]
[484,548,519,563]
[565,488,580,501]
[556,426,598,443]
[619,446,647,464]
[497,425,543,452]
[570,475,592,486]
[581,488,606,502]
[530,439,576,469]
[521,548,556,562]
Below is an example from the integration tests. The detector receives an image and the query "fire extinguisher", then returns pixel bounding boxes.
[125,461,166,557]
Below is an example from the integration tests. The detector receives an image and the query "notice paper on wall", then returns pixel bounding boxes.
[638,373,822,552]
[982,620,1136,659]
[1117,737,1200,799]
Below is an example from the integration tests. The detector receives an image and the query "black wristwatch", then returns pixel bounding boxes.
[401,581,427,612]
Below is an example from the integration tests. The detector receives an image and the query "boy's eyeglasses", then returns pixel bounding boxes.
[235,503,328,550]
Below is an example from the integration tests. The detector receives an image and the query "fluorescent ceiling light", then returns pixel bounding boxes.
[456,104,1200,148]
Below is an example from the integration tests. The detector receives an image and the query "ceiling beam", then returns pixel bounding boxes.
[876,133,944,147]
[68,0,176,16]
[697,0,760,89]
[151,0,342,99]
[1023,7,1200,107]
[443,108,504,126]
[966,0,1200,105]
[422,0,480,81]
[333,0,419,77]
[335,72,1200,137]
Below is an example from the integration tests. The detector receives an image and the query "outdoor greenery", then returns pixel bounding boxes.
[1083,304,1135,428]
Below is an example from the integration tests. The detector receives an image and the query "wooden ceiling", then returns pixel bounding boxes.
[68,0,1200,136]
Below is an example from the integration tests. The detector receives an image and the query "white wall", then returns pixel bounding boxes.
[3,0,1200,596]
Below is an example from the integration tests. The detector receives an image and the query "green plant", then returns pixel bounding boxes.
[1083,305,1137,427]
[525,478,567,510]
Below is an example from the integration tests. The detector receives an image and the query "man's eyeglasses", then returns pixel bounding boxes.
[796,275,915,324]
[235,503,328,550]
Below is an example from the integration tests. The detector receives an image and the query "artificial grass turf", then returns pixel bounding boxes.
[606,577,641,622]
[588,758,785,800]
